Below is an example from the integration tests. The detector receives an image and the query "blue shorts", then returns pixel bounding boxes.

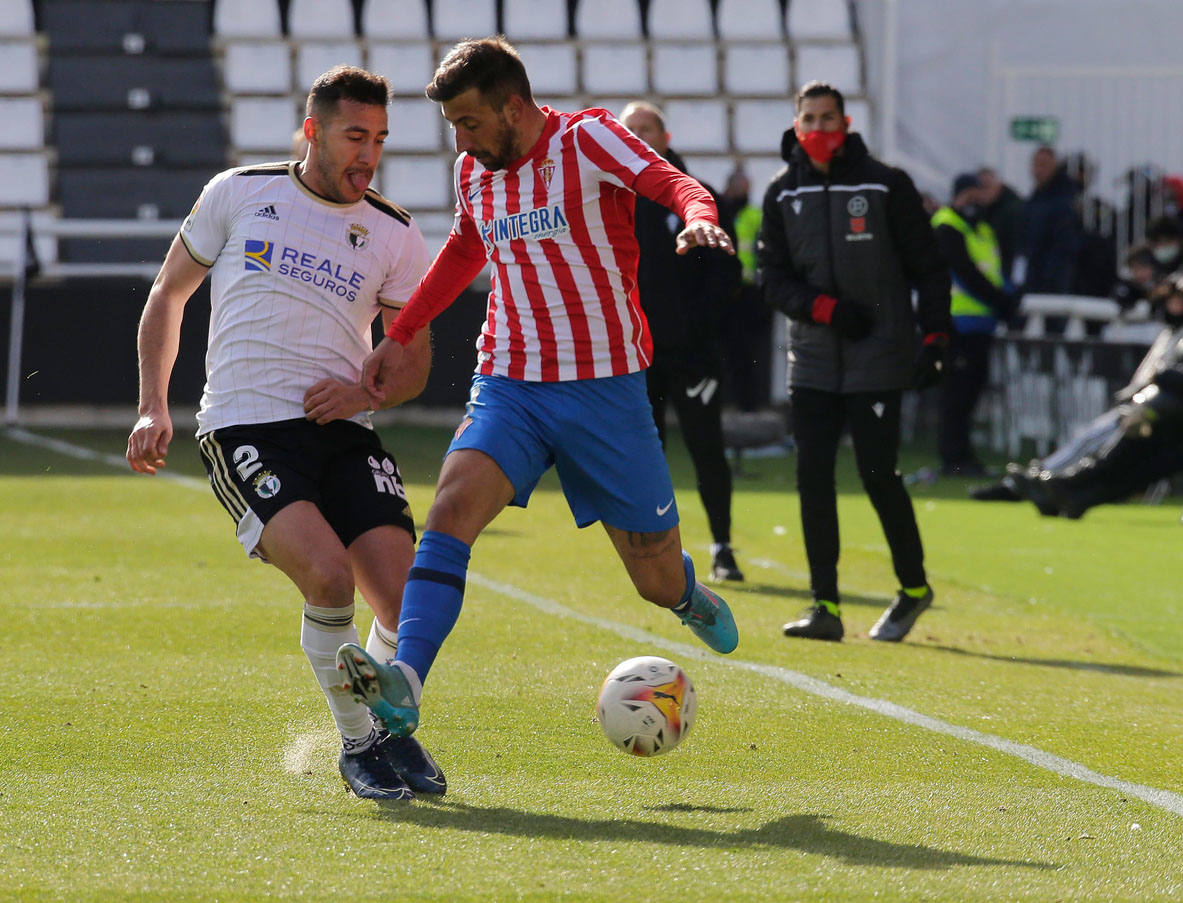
[447,372,679,532]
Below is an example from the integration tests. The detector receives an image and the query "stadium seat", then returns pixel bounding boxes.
[381,155,452,209]
[732,99,794,153]
[223,40,292,94]
[367,41,436,95]
[361,0,430,40]
[230,96,301,152]
[650,43,717,97]
[502,0,569,40]
[647,0,714,40]
[0,97,43,150]
[663,99,728,152]
[517,43,578,98]
[0,41,38,93]
[716,0,783,40]
[786,0,854,41]
[845,96,872,145]
[288,0,355,38]
[0,153,50,207]
[794,43,863,96]
[432,0,496,41]
[574,0,642,40]
[0,0,34,36]
[723,43,790,95]
[49,57,220,111]
[581,44,648,96]
[213,0,282,38]
[742,154,786,195]
[295,40,365,91]
[385,98,444,151]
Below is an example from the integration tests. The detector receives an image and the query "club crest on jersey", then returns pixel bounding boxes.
[244,239,274,271]
[536,156,556,187]
[348,223,369,250]
[478,204,570,246]
[845,195,873,241]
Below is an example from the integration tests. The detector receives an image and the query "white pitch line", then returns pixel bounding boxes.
[11,428,1183,818]
[4,426,208,489]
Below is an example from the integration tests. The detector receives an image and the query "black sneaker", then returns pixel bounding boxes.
[379,732,446,796]
[869,587,933,642]
[339,741,415,801]
[782,605,844,641]
[711,544,745,581]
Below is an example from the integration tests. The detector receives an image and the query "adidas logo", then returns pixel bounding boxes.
[254,204,280,221]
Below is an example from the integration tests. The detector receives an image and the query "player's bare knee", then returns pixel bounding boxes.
[300,558,355,608]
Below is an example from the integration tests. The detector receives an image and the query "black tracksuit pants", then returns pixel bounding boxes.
[939,330,993,468]
[646,354,732,545]
[790,386,927,603]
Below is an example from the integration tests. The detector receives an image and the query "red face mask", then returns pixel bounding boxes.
[796,128,847,165]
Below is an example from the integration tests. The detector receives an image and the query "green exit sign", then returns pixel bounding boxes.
[1010,116,1059,143]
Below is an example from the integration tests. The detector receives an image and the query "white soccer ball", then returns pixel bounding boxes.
[596,655,696,756]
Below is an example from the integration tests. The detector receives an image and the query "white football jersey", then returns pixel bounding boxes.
[179,161,429,434]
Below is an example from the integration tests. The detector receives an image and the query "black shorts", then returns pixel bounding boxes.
[198,418,416,559]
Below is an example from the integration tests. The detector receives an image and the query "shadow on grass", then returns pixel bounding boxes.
[922,644,1182,679]
[728,583,893,611]
[365,802,1055,870]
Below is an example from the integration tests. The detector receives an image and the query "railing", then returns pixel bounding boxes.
[4,213,179,425]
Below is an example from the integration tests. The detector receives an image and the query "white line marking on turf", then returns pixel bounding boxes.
[14,429,1183,818]
[4,426,208,488]
[468,573,1183,819]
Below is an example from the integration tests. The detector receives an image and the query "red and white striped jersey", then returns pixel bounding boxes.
[393,107,715,382]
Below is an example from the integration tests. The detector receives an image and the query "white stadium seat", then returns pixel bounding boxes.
[663,99,727,152]
[794,42,862,96]
[647,0,714,40]
[731,99,794,153]
[650,43,717,97]
[295,40,365,92]
[845,96,872,146]
[361,0,430,40]
[386,98,444,151]
[716,0,783,41]
[517,43,578,98]
[213,0,282,38]
[786,0,853,41]
[0,0,34,37]
[723,43,790,96]
[581,43,648,96]
[222,40,291,94]
[0,153,50,206]
[744,154,786,195]
[367,41,436,95]
[502,0,569,40]
[288,0,355,38]
[381,155,452,209]
[432,0,496,41]
[575,0,642,40]
[230,96,300,152]
[0,41,39,93]
[0,97,43,150]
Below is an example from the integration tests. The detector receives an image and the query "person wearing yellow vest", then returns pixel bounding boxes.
[931,172,1021,477]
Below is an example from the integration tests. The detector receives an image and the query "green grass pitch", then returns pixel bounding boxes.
[1,423,1180,902]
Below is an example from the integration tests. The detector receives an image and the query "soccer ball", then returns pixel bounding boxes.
[596,655,696,756]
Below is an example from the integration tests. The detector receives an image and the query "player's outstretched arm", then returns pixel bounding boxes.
[676,220,735,256]
[127,236,208,475]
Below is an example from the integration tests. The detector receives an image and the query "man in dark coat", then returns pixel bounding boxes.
[758,80,952,642]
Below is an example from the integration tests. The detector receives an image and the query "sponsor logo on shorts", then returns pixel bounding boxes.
[253,470,281,498]
[656,498,674,516]
[368,455,406,499]
[454,416,473,440]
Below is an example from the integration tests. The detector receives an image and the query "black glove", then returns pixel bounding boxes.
[912,334,948,390]
[829,299,873,340]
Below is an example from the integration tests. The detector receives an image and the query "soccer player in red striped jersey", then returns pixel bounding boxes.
[337,37,740,746]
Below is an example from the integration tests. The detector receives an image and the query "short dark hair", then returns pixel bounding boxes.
[426,36,533,109]
[1147,215,1183,242]
[306,65,390,119]
[796,80,845,114]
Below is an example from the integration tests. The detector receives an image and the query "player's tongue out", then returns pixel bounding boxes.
[347,170,370,193]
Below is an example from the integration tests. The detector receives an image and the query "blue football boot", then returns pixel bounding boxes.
[677,582,739,654]
[336,643,420,737]
[338,741,414,801]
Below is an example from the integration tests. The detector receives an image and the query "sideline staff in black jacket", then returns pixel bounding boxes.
[758,80,952,643]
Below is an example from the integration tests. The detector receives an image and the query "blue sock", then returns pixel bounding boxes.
[396,530,471,686]
[673,551,696,612]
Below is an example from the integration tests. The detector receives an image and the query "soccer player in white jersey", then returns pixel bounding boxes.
[336,38,741,749]
[126,66,442,802]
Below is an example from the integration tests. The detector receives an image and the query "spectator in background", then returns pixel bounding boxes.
[1144,215,1183,275]
[977,166,1024,282]
[619,100,745,582]
[931,172,1020,477]
[1111,244,1161,312]
[1064,151,1118,299]
[1018,145,1083,296]
[758,80,951,643]
[720,164,773,412]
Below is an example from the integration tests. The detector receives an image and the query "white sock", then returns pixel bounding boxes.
[365,616,398,664]
[300,602,372,744]
[394,660,423,706]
